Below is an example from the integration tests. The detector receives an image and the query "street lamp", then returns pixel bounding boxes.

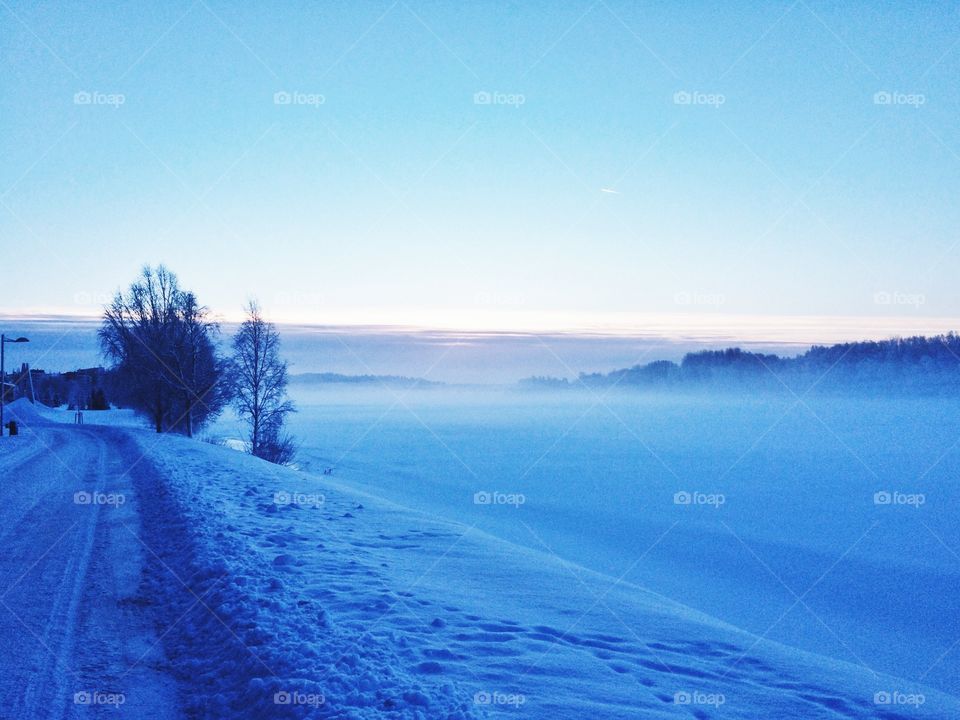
[1,334,30,436]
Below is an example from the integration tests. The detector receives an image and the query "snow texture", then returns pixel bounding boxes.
[2,398,959,718]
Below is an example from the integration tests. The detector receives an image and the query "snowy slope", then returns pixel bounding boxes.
[276,389,960,697]
[4,401,959,718]
[129,424,960,718]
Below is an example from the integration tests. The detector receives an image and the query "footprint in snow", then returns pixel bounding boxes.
[415,661,444,674]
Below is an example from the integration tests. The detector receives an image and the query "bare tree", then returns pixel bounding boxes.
[231,301,295,463]
[100,265,228,434]
[167,291,230,436]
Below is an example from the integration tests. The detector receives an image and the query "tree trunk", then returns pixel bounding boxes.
[185,397,193,438]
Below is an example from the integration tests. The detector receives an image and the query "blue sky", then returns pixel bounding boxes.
[2,1,959,338]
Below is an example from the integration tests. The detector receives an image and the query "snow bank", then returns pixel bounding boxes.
[131,431,477,719]
[4,397,44,426]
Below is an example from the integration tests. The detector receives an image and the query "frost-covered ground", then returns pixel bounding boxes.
[248,387,960,696]
[3,395,959,718]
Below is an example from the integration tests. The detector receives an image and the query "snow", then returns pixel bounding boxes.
[3,395,959,718]
[0,399,180,719]
[127,424,960,718]
[265,386,960,696]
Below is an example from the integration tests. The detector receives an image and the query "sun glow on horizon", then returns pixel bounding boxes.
[4,306,959,348]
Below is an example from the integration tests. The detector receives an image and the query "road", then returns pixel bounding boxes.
[0,416,181,719]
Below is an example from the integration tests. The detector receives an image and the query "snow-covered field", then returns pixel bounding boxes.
[3,394,959,718]
[264,387,960,693]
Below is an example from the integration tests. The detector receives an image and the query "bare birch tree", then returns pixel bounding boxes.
[231,301,295,463]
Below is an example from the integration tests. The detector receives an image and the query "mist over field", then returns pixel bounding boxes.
[7,317,807,383]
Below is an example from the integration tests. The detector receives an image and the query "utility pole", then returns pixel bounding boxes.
[27,363,36,403]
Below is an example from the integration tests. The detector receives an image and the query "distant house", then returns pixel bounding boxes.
[63,367,105,383]
[13,365,110,409]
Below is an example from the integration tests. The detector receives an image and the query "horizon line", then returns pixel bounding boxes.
[2,309,958,347]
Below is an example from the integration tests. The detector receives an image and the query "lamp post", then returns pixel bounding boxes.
[1,334,30,436]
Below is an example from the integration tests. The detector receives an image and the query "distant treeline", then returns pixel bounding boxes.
[523,334,960,393]
[290,373,444,388]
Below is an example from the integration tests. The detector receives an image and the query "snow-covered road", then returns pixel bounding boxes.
[0,407,180,718]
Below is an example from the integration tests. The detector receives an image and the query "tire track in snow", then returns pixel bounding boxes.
[18,430,105,719]
[0,433,72,548]
[1,424,182,719]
